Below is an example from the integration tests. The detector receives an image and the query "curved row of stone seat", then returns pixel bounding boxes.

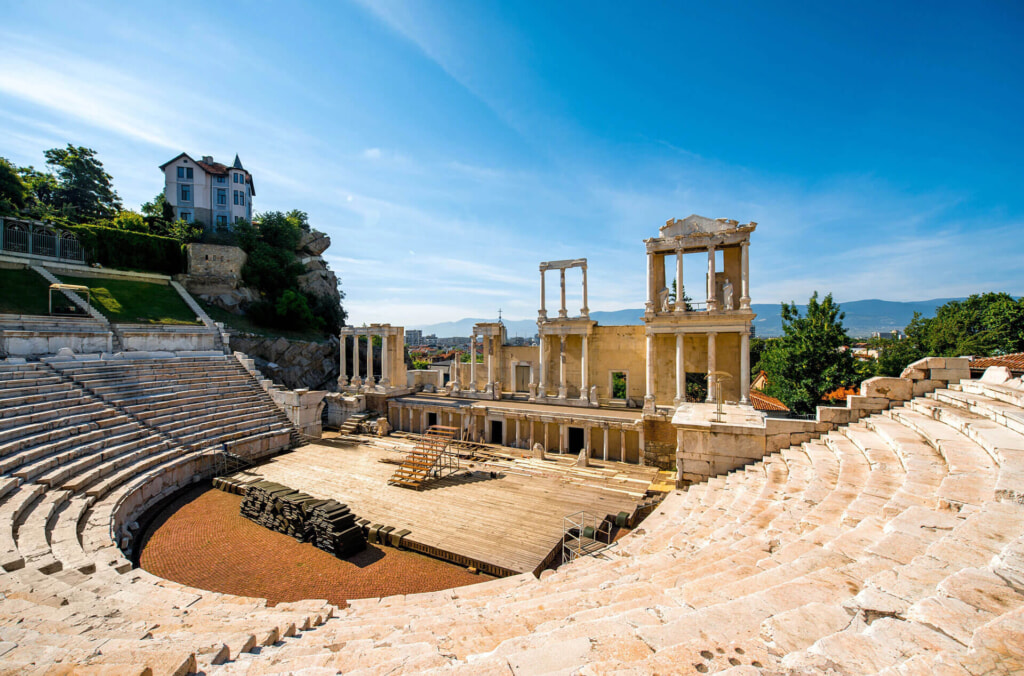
[0,358,327,673]
[49,356,294,456]
[216,373,1024,674]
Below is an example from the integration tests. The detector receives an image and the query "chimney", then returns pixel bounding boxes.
[201,155,213,163]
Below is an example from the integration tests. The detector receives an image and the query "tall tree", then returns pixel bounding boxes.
[760,292,858,415]
[0,157,27,215]
[15,166,60,220]
[904,293,1024,357]
[43,145,122,222]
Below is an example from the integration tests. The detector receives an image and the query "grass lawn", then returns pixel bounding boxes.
[200,301,328,342]
[0,267,53,315]
[58,275,202,325]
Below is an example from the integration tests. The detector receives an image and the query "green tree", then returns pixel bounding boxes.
[0,157,27,215]
[874,338,924,377]
[668,279,692,310]
[759,292,859,415]
[110,210,148,233]
[17,166,61,220]
[43,145,122,222]
[903,293,1024,357]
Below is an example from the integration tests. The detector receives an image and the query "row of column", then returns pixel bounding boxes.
[645,329,751,407]
[389,405,646,465]
[539,264,588,319]
[467,332,497,393]
[537,333,588,400]
[647,241,750,312]
[339,333,391,388]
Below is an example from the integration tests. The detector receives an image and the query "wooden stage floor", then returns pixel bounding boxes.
[238,439,660,576]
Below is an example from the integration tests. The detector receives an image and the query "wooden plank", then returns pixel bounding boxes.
[247,441,654,574]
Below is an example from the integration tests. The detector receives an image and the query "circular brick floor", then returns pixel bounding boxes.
[138,484,493,608]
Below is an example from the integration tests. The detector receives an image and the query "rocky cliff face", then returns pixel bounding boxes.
[230,334,341,391]
[178,228,341,315]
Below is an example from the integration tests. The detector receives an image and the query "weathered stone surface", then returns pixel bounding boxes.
[230,334,339,390]
[298,230,331,256]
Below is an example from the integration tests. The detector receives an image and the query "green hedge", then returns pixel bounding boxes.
[65,224,185,274]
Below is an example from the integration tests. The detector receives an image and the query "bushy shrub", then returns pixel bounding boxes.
[65,224,184,274]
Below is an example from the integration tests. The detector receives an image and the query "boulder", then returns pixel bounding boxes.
[297,270,339,300]
[298,230,331,256]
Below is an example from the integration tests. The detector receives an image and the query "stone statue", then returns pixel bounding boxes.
[723,278,734,311]
[659,286,671,312]
[589,385,599,405]
[376,417,392,437]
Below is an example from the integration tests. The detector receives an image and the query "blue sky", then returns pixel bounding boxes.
[1,1,1022,326]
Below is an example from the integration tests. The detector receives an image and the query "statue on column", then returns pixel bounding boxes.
[659,286,671,313]
[723,278,734,311]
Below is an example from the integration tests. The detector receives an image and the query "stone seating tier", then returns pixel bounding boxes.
[0,357,316,673]
[1,360,1022,672]
[215,374,1023,674]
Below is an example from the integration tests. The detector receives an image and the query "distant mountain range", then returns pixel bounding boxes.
[410,298,964,339]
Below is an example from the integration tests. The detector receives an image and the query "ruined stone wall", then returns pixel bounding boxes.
[230,333,339,391]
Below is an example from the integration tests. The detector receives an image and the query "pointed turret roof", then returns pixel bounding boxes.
[232,154,244,169]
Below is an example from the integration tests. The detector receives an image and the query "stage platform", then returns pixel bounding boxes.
[234,438,662,576]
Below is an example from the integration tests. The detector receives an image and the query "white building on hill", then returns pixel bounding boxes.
[159,153,254,228]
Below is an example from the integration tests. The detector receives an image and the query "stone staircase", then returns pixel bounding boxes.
[0,362,1021,673]
[215,369,1024,674]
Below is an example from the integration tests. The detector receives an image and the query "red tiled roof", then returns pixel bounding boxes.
[970,352,1024,375]
[750,390,789,412]
[196,160,230,176]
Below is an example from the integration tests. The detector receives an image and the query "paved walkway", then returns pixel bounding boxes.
[138,484,492,608]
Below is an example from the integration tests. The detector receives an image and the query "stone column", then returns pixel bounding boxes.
[740,329,751,405]
[675,247,685,313]
[602,425,609,461]
[638,426,645,466]
[558,335,567,399]
[559,268,567,318]
[502,417,509,446]
[366,333,375,387]
[545,422,551,452]
[514,418,521,449]
[706,332,717,403]
[707,245,717,312]
[470,332,477,392]
[486,335,495,392]
[538,334,547,397]
[644,333,655,408]
[675,333,685,405]
[450,355,459,391]
[584,424,591,459]
[421,409,428,434]
[619,428,626,462]
[580,334,589,399]
[539,269,547,319]
[338,333,348,387]
[381,334,390,387]
[581,265,589,317]
[646,251,655,313]
[351,335,362,387]
[740,240,751,309]
[558,423,566,453]
[528,419,534,450]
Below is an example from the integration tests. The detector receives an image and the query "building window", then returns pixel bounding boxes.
[217,188,227,205]
[177,166,194,179]
[216,175,226,183]
[180,184,192,202]
[215,214,227,228]
[180,211,193,223]
[234,190,244,206]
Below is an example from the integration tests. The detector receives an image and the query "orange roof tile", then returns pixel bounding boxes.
[970,352,1024,375]
[750,390,790,412]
